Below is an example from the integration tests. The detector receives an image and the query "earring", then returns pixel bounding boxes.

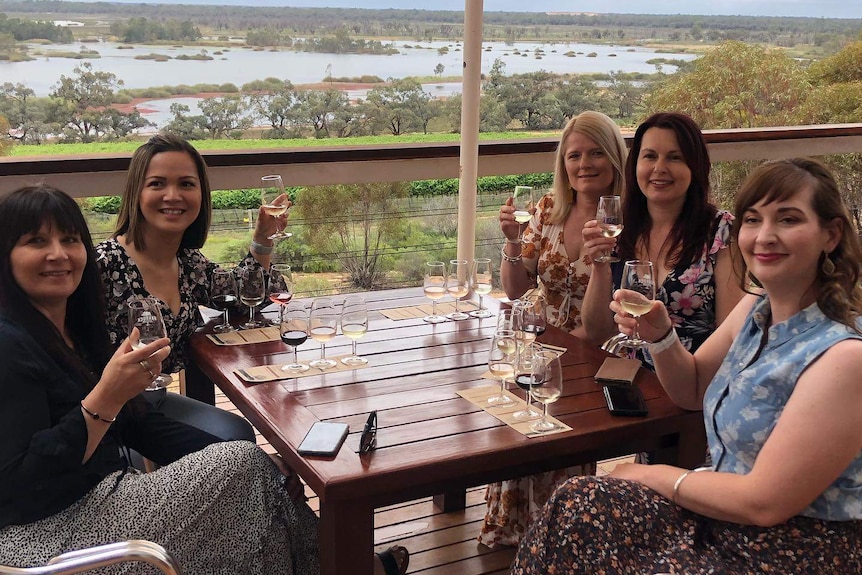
[822,252,836,276]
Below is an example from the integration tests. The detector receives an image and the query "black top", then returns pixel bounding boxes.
[0,315,219,528]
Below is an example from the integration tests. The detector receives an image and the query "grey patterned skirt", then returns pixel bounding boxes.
[0,441,319,575]
[512,475,862,575]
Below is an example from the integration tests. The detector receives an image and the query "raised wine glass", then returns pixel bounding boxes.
[487,329,517,406]
[595,195,622,263]
[619,260,656,348]
[238,266,266,330]
[512,185,534,224]
[210,268,237,334]
[512,342,543,420]
[279,301,310,373]
[469,258,493,318]
[309,297,338,370]
[446,259,470,321]
[260,174,292,240]
[340,295,368,366]
[530,350,564,433]
[423,261,448,324]
[127,297,171,391]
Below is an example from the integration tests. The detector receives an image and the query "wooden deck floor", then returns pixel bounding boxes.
[212,387,630,575]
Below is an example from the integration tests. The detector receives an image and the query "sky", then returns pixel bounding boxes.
[123,0,862,19]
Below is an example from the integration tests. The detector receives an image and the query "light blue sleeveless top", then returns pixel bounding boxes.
[704,296,862,520]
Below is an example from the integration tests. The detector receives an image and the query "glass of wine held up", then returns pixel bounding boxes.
[595,195,622,263]
[127,297,172,391]
[279,301,310,373]
[512,185,534,225]
[210,268,237,334]
[619,260,656,348]
[260,174,292,240]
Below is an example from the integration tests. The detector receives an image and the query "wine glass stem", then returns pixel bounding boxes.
[223,309,229,327]
[478,294,484,311]
[633,318,641,342]
[352,340,358,357]
[542,402,550,424]
[454,298,460,313]
[294,347,300,365]
[499,377,507,397]
[320,343,326,360]
[432,299,437,317]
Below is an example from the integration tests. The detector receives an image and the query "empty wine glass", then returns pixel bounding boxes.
[496,308,518,333]
[487,329,517,406]
[619,260,656,348]
[446,259,470,321]
[519,296,547,344]
[261,174,292,240]
[469,258,493,318]
[309,297,338,370]
[340,295,368,366]
[512,343,543,420]
[210,268,237,334]
[238,266,265,330]
[512,185,534,224]
[279,301,309,374]
[127,297,171,391]
[595,195,622,263]
[530,350,564,433]
[423,261,448,324]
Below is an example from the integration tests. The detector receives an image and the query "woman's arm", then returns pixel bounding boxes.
[713,246,744,325]
[579,220,619,345]
[614,340,862,526]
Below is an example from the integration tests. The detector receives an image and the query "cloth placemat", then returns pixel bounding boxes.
[206,326,280,346]
[234,354,369,383]
[380,301,481,320]
[457,384,571,437]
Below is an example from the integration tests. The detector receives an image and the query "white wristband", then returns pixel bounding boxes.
[648,327,678,355]
[250,240,273,255]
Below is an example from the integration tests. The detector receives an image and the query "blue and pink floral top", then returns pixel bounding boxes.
[613,209,734,360]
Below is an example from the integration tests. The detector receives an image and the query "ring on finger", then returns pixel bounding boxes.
[139,360,155,379]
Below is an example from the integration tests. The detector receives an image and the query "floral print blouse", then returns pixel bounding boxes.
[521,193,591,332]
[613,210,734,359]
[96,238,258,373]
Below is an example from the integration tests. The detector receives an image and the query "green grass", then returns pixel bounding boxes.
[11,131,548,157]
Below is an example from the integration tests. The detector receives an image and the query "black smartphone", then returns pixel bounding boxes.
[603,384,648,417]
[297,422,349,456]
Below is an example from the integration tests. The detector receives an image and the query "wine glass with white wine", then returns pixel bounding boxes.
[260,174,292,240]
[127,297,171,391]
[446,259,470,321]
[618,260,656,348]
[595,195,622,263]
[309,297,338,370]
[530,350,564,433]
[512,185,534,225]
[469,258,493,319]
[487,329,517,406]
[423,261,448,324]
[340,295,368,366]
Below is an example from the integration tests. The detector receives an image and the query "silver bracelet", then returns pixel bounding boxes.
[501,243,522,263]
[648,327,678,355]
[672,466,708,505]
[250,239,274,255]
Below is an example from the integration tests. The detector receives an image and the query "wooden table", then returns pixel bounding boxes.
[190,287,706,575]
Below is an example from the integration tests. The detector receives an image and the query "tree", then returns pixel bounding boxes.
[294,88,353,138]
[605,71,644,119]
[0,82,51,144]
[552,77,601,122]
[296,182,410,289]
[485,70,562,130]
[163,103,209,140]
[808,41,862,85]
[198,95,252,139]
[434,63,445,77]
[49,62,126,143]
[364,78,432,136]
[0,114,11,156]
[250,79,301,138]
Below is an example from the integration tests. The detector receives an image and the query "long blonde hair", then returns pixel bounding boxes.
[548,111,627,225]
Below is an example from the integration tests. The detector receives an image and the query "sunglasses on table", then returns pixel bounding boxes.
[359,410,377,454]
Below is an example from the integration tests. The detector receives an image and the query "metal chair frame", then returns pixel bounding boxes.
[0,540,181,575]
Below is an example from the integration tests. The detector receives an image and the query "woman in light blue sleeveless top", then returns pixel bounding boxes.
[512,158,862,574]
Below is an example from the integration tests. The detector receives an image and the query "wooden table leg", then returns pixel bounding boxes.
[319,499,374,575]
[433,489,466,512]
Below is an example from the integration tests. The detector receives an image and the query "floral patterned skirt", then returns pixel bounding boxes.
[478,463,595,548]
[512,476,862,575]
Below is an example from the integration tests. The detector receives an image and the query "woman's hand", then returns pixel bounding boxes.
[499,197,531,241]
[582,219,617,264]
[610,289,672,344]
[268,453,308,503]
[89,332,171,414]
[254,194,292,241]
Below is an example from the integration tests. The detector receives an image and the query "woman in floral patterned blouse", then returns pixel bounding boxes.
[96,134,285,406]
[582,112,743,361]
[514,157,862,574]
[482,111,628,548]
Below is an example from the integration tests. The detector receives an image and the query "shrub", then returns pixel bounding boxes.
[90,195,122,214]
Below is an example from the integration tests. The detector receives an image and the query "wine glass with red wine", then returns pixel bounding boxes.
[210,268,237,334]
[279,301,309,373]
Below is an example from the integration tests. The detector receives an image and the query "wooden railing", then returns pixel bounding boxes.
[1,124,861,198]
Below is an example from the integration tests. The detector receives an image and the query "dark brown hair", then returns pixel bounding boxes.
[618,112,717,270]
[114,133,212,250]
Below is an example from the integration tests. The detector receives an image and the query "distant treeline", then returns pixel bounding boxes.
[0,1,859,47]
[0,11,72,41]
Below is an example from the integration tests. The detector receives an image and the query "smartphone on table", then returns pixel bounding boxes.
[603,384,648,417]
[297,422,349,457]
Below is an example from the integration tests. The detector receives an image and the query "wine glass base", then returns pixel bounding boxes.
[267,232,293,240]
[423,314,448,324]
[213,323,234,334]
[341,356,368,366]
[468,309,493,318]
[144,374,172,392]
[487,394,514,406]
[512,408,542,420]
[593,255,620,263]
[447,311,470,321]
[240,321,262,330]
[619,336,649,349]
[282,363,310,373]
[309,358,338,370]
[530,419,562,433]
